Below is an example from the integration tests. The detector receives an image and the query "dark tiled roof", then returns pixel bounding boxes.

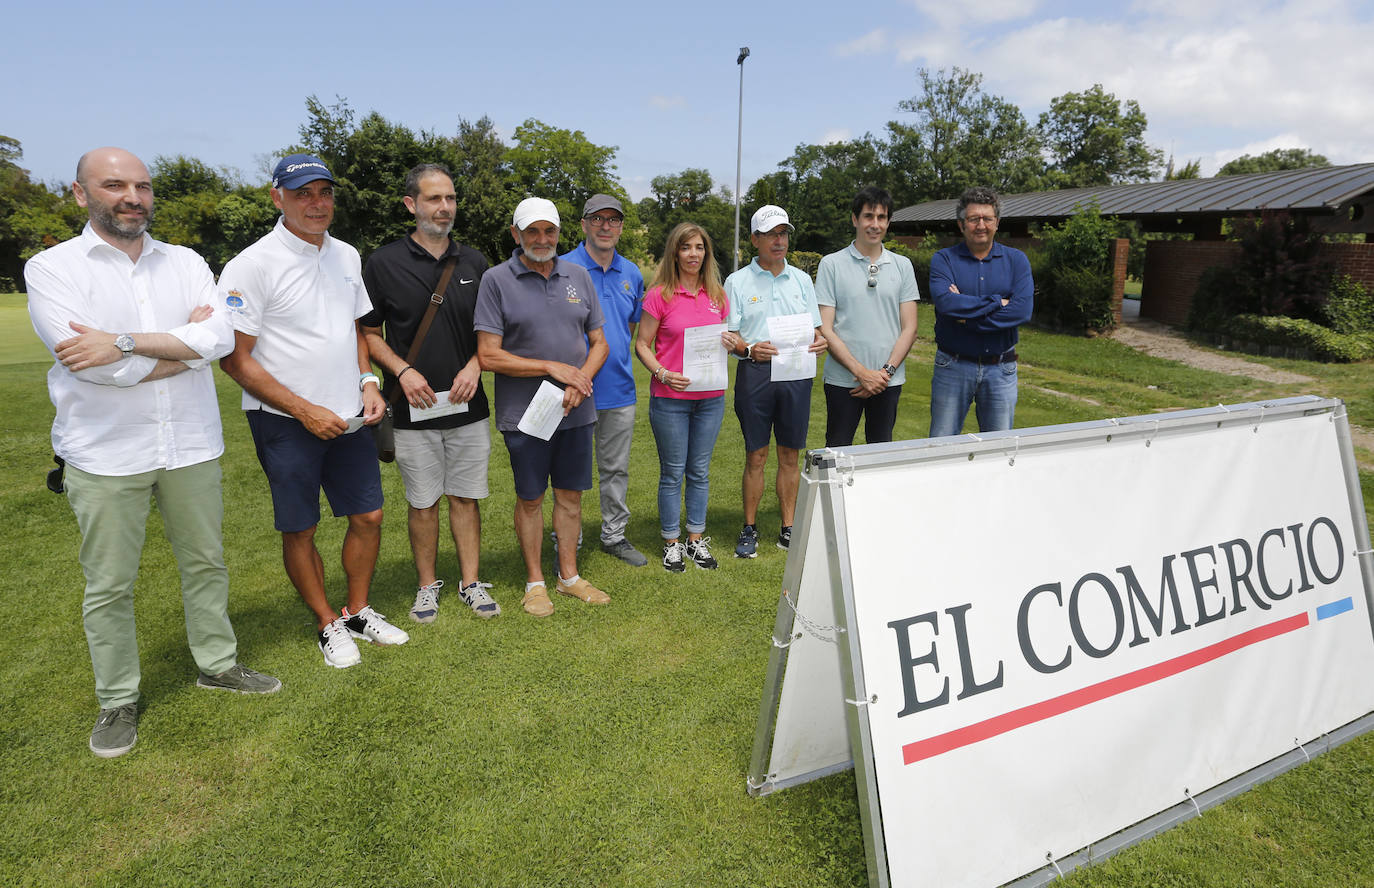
[891,163,1374,225]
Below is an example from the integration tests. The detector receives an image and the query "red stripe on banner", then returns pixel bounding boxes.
[902,611,1310,765]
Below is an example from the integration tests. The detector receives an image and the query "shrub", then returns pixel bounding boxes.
[885,236,939,299]
[1230,211,1332,320]
[1035,202,1126,333]
[1187,264,1246,333]
[1322,274,1374,334]
[1224,314,1374,362]
[787,250,821,279]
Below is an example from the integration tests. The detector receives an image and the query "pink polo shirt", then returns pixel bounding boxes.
[643,284,730,400]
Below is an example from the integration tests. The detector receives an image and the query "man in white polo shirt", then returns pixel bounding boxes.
[816,186,920,446]
[220,154,408,669]
[26,146,280,759]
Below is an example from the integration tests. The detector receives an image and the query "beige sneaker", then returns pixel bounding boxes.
[556,576,610,605]
[522,583,554,617]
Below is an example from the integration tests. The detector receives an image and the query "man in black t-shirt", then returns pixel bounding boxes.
[362,164,499,625]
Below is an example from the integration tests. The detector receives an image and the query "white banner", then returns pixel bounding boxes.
[838,410,1374,887]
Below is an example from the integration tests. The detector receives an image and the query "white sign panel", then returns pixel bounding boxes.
[844,411,1374,887]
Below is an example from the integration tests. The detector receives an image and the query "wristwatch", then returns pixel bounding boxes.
[115,334,135,358]
[745,342,755,361]
[881,363,898,375]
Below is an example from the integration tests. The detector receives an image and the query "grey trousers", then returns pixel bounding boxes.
[594,404,636,544]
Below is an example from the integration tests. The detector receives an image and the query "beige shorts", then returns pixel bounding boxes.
[392,418,492,508]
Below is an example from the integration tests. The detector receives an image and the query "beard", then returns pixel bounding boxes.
[416,215,453,239]
[523,243,557,263]
[89,199,151,241]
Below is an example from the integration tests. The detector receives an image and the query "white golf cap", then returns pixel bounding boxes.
[513,197,560,231]
[750,204,794,234]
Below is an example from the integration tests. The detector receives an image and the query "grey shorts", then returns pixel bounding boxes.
[393,419,492,508]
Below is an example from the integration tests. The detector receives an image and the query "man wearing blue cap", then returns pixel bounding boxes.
[220,154,409,669]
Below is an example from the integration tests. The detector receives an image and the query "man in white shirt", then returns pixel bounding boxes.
[220,154,407,670]
[25,147,280,760]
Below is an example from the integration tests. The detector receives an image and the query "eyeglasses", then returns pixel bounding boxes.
[963,215,997,226]
[584,214,623,228]
[867,264,879,288]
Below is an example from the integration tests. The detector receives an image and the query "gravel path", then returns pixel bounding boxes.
[1110,319,1312,384]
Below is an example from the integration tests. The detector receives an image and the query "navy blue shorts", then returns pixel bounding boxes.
[733,359,813,452]
[502,424,594,501]
[246,410,384,533]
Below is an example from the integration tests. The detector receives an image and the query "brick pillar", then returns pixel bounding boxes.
[1110,238,1130,327]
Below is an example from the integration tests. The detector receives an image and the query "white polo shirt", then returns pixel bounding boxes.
[219,217,371,419]
[25,224,235,476]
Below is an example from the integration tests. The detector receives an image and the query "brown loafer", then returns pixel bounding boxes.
[521,583,554,617]
[556,576,610,605]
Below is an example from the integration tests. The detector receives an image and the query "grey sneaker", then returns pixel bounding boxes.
[777,525,792,550]
[196,664,282,694]
[410,579,442,624]
[457,581,501,618]
[601,538,649,567]
[90,703,138,758]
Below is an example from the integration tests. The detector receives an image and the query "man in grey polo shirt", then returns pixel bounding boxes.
[817,186,920,446]
[475,198,611,617]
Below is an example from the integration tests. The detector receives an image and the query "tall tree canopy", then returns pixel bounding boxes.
[1037,84,1163,187]
[1218,148,1331,177]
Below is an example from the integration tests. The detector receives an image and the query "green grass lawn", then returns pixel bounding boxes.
[3,300,1372,887]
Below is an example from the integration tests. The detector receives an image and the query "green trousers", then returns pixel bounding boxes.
[65,459,238,708]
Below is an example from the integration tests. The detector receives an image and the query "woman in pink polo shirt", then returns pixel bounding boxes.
[636,222,737,572]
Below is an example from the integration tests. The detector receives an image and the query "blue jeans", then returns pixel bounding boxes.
[648,395,725,539]
[928,348,1018,437]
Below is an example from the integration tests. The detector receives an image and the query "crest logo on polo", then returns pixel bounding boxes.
[565,284,581,304]
[226,290,246,314]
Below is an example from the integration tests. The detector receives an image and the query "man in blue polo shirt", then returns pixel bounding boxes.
[928,186,1034,437]
[560,194,648,567]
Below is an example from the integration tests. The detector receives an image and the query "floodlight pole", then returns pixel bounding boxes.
[733,46,750,273]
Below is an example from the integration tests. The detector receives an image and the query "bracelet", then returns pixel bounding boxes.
[359,373,381,391]
[656,366,668,384]
[398,366,415,380]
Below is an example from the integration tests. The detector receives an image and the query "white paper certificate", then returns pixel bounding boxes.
[681,323,728,392]
[766,313,817,382]
[408,390,471,423]
[517,380,566,441]
[343,415,368,434]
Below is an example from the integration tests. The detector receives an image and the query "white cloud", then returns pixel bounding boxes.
[820,128,852,144]
[834,27,889,57]
[909,0,1038,28]
[649,95,686,110]
[890,0,1374,173]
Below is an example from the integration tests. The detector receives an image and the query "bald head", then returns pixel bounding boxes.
[74,147,153,243]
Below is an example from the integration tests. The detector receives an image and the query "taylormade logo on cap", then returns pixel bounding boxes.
[271,153,335,190]
[751,205,793,233]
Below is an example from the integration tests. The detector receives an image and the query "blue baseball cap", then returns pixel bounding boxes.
[272,153,335,190]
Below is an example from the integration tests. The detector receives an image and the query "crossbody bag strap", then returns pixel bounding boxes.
[390,255,458,406]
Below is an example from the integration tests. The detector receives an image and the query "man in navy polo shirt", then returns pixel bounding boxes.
[560,194,648,567]
[220,154,409,669]
[475,198,611,617]
[928,186,1034,437]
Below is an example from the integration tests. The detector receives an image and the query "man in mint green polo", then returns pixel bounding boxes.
[817,186,920,446]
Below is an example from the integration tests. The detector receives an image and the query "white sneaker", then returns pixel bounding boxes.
[457,581,501,618]
[318,617,362,668]
[410,580,442,624]
[343,605,410,646]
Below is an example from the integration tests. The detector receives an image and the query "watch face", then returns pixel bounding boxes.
[116,334,135,355]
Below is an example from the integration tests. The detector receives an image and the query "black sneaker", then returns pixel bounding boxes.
[735,524,759,558]
[777,526,792,550]
[662,541,686,573]
[686,537,718,570]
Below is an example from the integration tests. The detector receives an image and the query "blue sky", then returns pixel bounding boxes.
[7,0,1371,203]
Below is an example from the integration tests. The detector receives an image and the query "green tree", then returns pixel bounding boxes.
[892,67,1045,202]
[1037,84,1163,186]
[640,168,737,272]
[0,136,82,289]
[1164,157,1202,180]
[1217,148,1331,177]
[451,116,513,263]
[505,119,627,254]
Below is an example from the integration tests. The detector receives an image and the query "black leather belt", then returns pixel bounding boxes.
[948,349,1017,365]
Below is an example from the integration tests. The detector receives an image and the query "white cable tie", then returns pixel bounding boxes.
[746,774,774,791]
[1008,436,1020,466]
[967,433,985,442]
[771,633,799,649]
[1183,788,1202,817]
[844,694,876,707]
[1216,403,1234,413]
[1046,852,1065,878]
[1146,419,1160,447]
[1354,547,1373,557]
[1295,738,1311,762]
